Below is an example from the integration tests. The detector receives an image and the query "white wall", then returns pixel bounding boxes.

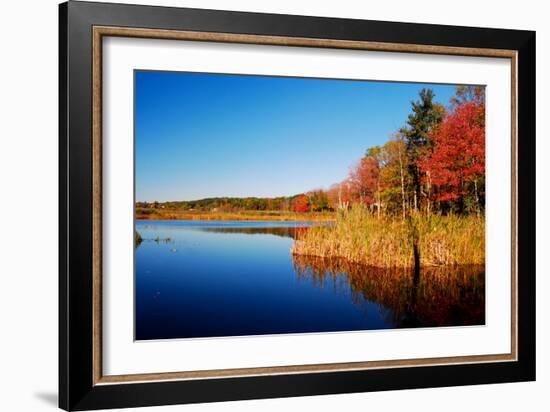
[0,1,546,411]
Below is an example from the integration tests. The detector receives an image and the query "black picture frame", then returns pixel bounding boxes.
[59,1,535,410]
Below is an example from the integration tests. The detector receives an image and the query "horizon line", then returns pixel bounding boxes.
[136,193,316,203]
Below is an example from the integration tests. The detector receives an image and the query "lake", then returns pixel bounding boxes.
[135,220,485,340]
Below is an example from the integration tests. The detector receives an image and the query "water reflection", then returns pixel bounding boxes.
[292,255,485,327]
[135,220,485,340]
[197,225,309,238]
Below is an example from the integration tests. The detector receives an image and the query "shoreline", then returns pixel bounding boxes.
[136,207,485,268]
[135,211,336,222]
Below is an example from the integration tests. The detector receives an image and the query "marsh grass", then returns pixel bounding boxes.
[136,209,335,222]
[291,204,484,267]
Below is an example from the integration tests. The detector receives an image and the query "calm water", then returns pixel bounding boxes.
[135,220,485,340]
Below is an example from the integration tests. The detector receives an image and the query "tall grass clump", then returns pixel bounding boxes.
[291,204,484,267]
[135,230,143,246]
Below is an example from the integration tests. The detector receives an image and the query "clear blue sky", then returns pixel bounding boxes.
[135,71,457,202]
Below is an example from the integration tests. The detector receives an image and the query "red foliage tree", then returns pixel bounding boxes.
[348,157,379,205]
[292,194,310,213]
[327,182,354,210]
[420,96,485,205]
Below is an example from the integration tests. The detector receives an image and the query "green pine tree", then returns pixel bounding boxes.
[400,88,445,212]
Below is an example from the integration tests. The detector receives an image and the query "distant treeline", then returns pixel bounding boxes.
[136,194,331,213]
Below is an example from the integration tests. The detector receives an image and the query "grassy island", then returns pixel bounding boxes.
[291,205,484,268]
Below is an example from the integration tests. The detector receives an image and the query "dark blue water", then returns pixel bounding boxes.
[135,220,485,340]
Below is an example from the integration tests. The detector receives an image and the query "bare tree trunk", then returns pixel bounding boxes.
[426,171,432,218]
[458,174,465,214]
[398,146,406,220]
[376,181,381,219]
[474,178,480,217]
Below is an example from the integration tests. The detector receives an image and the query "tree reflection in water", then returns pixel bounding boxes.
[198,226,304,238]
[292,255,485,328]
[144,223,484,329]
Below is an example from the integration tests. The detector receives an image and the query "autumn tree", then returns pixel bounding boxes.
[365,146,384,217]
[327,182,353,210]
[377,134,409,218]
[326,184,341,210]
[308,190,330,211]
[450,85,485,108]
[292,194,311,213]
[420,87,485,214]
[348,156,379,207]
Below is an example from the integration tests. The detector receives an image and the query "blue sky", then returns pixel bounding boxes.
[135,71,457,202]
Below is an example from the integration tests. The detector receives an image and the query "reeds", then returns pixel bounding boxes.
[291,204,485,267]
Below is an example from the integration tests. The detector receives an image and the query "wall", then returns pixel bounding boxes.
[0,1,546,411]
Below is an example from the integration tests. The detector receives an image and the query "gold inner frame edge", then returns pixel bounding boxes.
[91,25,518,386]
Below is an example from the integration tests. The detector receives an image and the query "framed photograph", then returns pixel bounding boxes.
[59,1,535,410]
